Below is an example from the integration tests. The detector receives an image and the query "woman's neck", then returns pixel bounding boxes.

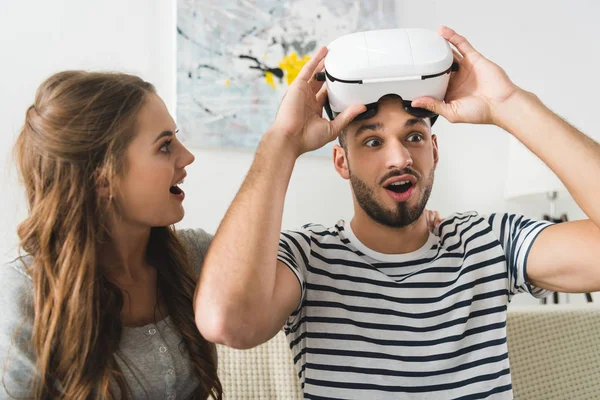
[101,215,152,284]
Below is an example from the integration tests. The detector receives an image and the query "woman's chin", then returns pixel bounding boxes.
[150,210,185,228]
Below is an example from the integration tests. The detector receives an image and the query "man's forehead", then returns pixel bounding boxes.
[348,104,431,136]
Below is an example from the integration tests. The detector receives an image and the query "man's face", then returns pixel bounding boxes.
[334,97,439,228]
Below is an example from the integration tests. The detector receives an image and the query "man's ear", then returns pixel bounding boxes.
[333,144,350,180]
[432,134,439,168]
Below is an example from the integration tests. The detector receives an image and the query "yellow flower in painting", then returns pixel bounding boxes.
[262,51,311,89]
[279,52,311,85]
[264,72,276,89]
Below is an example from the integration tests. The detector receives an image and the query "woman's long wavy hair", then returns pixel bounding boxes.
[9,71,222,399]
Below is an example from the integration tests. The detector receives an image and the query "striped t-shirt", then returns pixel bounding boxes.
[277,212,552,399]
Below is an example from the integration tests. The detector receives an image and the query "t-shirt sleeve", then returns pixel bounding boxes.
[487,213,554,300]
[177,228,214,279]
[0,258,36,398]
[277,228,312,332]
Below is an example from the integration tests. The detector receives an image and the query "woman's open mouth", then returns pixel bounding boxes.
[170,179,185,200]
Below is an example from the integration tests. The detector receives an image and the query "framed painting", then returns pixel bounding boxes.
[176,0,397,154]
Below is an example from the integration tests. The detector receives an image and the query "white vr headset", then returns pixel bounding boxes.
[316,28,458,126]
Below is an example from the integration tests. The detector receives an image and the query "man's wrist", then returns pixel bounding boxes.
[241,129,299,195]
[260,128,303,161]
[490,87,540,133]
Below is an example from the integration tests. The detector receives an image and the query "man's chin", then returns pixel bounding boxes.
[382,192,418,208]
[352,174,432,228]
[388,215,422,229]
[381,201,427,227]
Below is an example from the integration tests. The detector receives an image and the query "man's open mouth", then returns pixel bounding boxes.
[386,180,413,193]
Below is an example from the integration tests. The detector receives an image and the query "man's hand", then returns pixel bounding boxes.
[411,26,519,126]
[267,46,366,157]
[412,28,600,295]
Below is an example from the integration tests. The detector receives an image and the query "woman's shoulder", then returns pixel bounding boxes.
[1,255,34,291]
[0,256,36,398]
[177,228,213,250]
[0,255,35,337]
[176,228,213,278]
[0,255,34,313]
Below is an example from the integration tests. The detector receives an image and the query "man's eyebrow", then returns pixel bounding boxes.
[404,118,429,129]
[355,122,383,138]
[153,128,179,144]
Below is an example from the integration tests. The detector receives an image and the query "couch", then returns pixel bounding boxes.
[216,304,600,399]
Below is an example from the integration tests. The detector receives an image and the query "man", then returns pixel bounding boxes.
[195,26,600,399]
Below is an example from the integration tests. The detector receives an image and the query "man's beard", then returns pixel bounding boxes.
[349,167,434,228]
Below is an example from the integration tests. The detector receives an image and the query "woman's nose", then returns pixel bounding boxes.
[179,144,195,167]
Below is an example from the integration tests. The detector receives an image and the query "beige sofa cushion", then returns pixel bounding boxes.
[507,304,600,399]
[216,331,302,399]
[216,305,600,399]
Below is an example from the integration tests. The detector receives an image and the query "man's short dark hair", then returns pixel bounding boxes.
[338,127,349,152]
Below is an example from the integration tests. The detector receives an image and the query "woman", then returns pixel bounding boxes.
[0,71,221,399]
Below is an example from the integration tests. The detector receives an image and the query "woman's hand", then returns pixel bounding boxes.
[426,209,443,233]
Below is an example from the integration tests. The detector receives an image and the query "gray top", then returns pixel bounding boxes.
[0,229,212,400]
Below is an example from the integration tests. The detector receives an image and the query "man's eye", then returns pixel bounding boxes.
[160,140,172,153]
[365,139,382,147]
[407,133,423,142]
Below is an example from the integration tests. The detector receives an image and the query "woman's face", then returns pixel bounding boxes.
[114,93,195,228]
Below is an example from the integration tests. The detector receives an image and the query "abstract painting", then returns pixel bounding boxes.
[176,0,397,154]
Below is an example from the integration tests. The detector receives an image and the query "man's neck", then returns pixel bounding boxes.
[349,210,431,255]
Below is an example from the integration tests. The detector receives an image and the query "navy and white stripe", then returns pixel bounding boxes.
[277,212,552,399]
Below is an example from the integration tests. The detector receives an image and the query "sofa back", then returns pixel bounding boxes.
[216,305,600,399]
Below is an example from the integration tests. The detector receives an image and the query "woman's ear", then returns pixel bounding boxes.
[94,169,111,199]
[333,144,350,180]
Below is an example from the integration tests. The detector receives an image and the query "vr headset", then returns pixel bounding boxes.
[316,28,458,126]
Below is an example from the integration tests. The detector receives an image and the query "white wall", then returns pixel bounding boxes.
[1,0,598,306]
[0,0,177,256]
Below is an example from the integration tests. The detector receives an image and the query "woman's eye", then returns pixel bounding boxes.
[160,140,172,153]
[365,139,382,147]
[407,133,423,143]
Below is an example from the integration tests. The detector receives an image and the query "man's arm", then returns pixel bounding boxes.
[413,26,600,293]
[194,135,301,350]
[493,90,600,292]
[194,47,365,349]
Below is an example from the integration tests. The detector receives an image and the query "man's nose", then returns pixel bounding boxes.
[384,142,412,170]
